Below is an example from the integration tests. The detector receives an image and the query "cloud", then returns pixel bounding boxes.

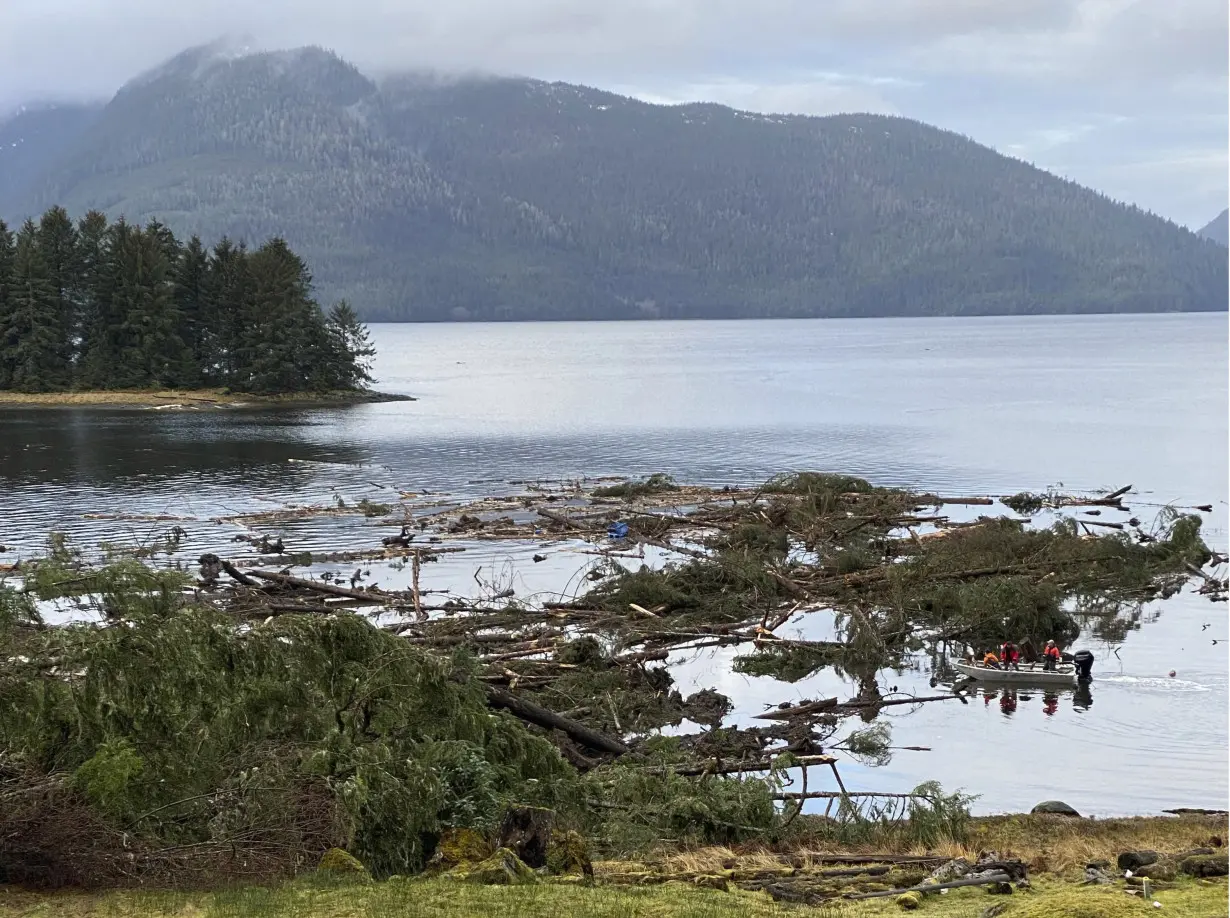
[0,0,1224,224]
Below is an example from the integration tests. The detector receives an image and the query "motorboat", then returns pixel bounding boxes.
[952,659,1078,688]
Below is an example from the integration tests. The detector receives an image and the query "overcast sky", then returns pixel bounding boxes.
[1,0,1226,228]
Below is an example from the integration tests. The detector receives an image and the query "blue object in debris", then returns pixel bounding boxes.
[608,521,630,540]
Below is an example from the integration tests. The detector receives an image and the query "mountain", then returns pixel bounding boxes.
[3,45,1226,321]
[0,103,102,216]
[1197,209,1228,246]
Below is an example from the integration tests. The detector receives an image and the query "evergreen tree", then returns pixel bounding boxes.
[112,226,187,388]
[322,300,375,389]
[74,210,111,383]
[0,221,14,389]
[174,236,211,386]
[5,220,69,392]
[203,238,251,386]
[240,238,322,393]
[36,206,79,370]
[1,207,376,394]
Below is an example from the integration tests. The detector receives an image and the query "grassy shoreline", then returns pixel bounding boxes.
[0,388,414,409]
[2,815,1225,916]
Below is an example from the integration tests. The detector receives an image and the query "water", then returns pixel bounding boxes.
[2,312,1226,816]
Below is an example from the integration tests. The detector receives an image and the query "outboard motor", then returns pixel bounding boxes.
[1073,649,1095,683]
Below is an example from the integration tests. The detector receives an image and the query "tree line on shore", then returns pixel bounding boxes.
[0,206,374,394]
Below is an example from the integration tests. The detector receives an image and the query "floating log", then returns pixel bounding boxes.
[246,568,396,603]
[754,698,839,721]
[220,559,257,587]
[537,508,588,530]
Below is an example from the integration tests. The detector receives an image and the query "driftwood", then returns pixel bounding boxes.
[246,569,394,603]
[845,872,1012,900]
[220,559,256,587]
[483,684,629,756]
[642,753,836,778]
[754,698,838,721]
[537,508,588,530]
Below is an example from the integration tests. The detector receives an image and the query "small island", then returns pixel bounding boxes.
[0,206,404,406]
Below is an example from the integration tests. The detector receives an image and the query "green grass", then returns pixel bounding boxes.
[2,875,1226,918]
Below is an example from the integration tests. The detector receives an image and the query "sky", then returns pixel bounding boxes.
[0,0,1226,229]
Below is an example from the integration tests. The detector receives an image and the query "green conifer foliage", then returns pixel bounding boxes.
[0,207,376,394]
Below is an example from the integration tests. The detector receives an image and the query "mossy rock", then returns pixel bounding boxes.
[896,891,922,909]
[1180,852,1229,877]
[1133,860,1176,880]
[427,828,492,874]
[317,848,366,875]
[545,829,593,877]
[449,847,539,885]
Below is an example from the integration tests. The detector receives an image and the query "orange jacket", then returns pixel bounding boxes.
[983,652,1000,665]
[1044,645,1061,659]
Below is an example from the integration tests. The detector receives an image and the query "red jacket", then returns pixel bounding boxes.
[1045,645,1061,659]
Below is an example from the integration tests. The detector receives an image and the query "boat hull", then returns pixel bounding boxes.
[952,660,1077,688]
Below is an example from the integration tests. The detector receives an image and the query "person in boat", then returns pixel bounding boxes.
[1042,640,1062,671]
[982,649,1001,668]
[1000,641,1021,671]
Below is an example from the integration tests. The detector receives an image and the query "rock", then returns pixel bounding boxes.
[545,829,593,879]
[1117,850,1159,872]
[498,806,556,869]
[427,828,491,874]
[896,891,922,910]
[1086,860,1111,870]
[451,847,539,885]
[1082,865,1113,885]
[930,857,971,883]
[693,875,731,891]
[1031,800,1081,817]
[317,848,366,875]
[987,882,1014,895]
[1135,862,1176,881]
[982,905,1009,918]
[1015,879,1032,891]
[1179,852,1229,878]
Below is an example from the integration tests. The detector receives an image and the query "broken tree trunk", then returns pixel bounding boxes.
[246,568,396,603]
[483,684,629,756]
[845,872,1012,900]
[497,805,555,869]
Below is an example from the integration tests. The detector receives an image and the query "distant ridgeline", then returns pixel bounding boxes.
[1,45,1226,321]
[0,207,374,394]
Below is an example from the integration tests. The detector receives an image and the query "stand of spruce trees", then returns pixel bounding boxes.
[0,207,375,394]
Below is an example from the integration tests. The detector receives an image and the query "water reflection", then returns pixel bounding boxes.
[972,685,1093,718]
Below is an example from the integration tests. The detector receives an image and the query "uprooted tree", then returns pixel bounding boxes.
[0,471,1218,886]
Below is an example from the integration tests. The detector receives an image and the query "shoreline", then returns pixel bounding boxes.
[0,388,415,410]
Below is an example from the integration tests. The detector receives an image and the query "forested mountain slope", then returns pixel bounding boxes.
[1197,209,1228,246]
[4,45,1225,321]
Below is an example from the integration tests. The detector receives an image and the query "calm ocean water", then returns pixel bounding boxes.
[1,313,1226,815]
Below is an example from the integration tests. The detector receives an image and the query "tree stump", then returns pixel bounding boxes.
[498,806,555,869]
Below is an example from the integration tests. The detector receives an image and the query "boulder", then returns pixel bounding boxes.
[450,847,539,885]
[317,848,366,875]
[1179,852,1229,878]
[1030,801,1081,817]
[1082,865,1113,885]
[1117,851,1159,872]
[1134,862,1176,881]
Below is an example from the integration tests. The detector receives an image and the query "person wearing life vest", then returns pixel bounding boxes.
[982,649,1001,668]
[1000,641,1021,671]
[1042,640,1062,671]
